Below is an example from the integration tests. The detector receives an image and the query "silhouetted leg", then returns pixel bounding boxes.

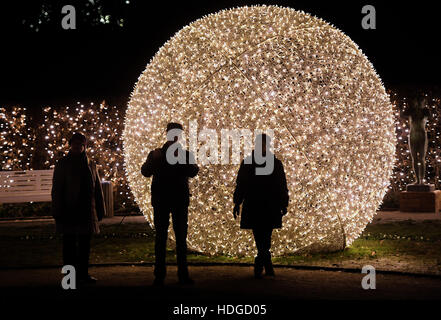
[62,234,77,270]
[411,148,421,184]
[78,233,92,279]
[153,206,170,280]
[262,228,274,276]
[172,206,189,280]
[253,228,273,276]
[252,229,264,278]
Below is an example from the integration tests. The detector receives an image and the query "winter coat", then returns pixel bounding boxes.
[141,142,199,208]
[51,152,106,234]
[233,151,289,229]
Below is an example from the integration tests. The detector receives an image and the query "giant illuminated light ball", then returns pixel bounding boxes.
[123,6,396,256]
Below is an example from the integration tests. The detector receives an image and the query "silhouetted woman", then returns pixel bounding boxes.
[233,134,289,278]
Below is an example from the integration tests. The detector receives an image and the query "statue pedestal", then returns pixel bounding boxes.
[406,184,435,192]
[400,189,441,214]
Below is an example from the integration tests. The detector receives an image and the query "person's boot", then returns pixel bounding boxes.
[154,264,166,286]
[177,265,194,285]
[178,269,194,285]
[264,261,275,277]
[254,256,264,279]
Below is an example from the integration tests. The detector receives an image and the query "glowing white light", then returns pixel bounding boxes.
[123,6,396,256]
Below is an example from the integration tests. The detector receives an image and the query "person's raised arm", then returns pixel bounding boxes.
[141,149,161,177]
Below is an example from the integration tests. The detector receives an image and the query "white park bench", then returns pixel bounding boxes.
[0,169,114,217]
[0,170,54,204]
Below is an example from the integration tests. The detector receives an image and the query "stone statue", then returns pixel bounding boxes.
[401,96,432,190]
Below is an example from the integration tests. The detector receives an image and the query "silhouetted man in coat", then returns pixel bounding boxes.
[233,134,289,278]
[141,122,199,286]
[52,133,106,284]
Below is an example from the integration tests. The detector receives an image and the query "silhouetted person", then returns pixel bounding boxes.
[51,133,106,284]
[233,134,289,278]
[141,122,199,286]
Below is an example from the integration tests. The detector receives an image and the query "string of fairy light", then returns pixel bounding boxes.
[1,93,439,250]
[2,5,439,256]
[39,101,131,207]
[123,5,396,256]
[0,102,132,208]
[0,107,34,170]
[2,92,438,203]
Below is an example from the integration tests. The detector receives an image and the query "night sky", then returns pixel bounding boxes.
[1,0,440,109]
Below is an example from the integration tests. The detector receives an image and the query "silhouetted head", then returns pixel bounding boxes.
[255,133,270,156]
[69,132,87,155]
[166,122,183,142]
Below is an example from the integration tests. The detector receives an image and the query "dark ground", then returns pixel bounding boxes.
[1,265,441,315]
[2,264,441,300]
[1,213,441,318]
